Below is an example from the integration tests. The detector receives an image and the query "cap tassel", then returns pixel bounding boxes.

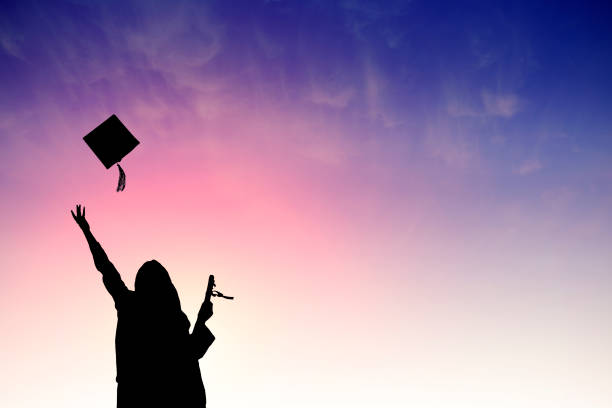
[116,163,126,192]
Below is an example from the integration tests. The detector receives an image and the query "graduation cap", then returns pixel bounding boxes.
[83,114,139,192]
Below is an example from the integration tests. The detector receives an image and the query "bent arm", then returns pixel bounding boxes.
[190,301,215,359]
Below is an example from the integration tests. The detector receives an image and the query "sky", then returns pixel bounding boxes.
[1,0,612,407]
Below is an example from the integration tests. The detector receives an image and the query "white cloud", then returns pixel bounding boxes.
[482,91,521,118]
[446,90,521,119]
[298,140,348,166]
[446,99,480,118]
[0,34,23,60]
[425,123,478,169]
[446,91,521,118]
[490,134,506,145]
[513,158,542,175]
[124,10,222,75]
[363,58,401,127]
[254,26,283,59]
[309,87,355,108]
[540,187,576,210]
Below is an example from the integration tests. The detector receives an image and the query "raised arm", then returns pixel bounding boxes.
[190,299,215,359]
[71,205,128,303]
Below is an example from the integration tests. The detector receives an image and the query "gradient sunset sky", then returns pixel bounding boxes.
[2,1,612,407]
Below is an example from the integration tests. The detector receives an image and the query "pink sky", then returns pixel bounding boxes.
[2,1,612,407]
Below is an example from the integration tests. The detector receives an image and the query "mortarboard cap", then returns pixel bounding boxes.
[83,114,139,191]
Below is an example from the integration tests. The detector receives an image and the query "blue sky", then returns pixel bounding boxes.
[2,2,612,407]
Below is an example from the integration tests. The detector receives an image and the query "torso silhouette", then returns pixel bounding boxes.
[103,260,214,408]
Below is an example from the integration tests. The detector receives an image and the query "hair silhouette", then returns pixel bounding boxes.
[71,205,215,407]
[135,260,186,316]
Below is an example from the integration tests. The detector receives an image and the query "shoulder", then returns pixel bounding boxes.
[114,289,136,311]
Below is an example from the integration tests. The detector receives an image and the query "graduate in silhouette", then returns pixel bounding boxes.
[71,205,215,407]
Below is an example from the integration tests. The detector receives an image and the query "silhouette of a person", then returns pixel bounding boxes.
[71,205,215,407]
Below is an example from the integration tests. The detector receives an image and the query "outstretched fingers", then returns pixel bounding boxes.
[71,204,86,221]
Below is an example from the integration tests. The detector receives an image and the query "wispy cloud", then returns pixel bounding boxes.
[540,186,576,211]
[482,91,521,118]
[363,58,401,127]
[446,98,480,118]
[447,90,522,119]
[308,87,355,108]
[254,26,283,58]
[121,4,224,82]
[425,122,478,169]
[514,158,542,175]
[0,33,24,60]
[341,0,412,40]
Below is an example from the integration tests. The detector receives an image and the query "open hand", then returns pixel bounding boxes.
[71,204,90,231]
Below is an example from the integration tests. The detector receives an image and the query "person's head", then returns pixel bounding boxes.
[135,260,181,311]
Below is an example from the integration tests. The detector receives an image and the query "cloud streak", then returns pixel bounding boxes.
[482,91,521,118]
[308,86,355,108]
[447,90,522,119]
[514,158,543,175]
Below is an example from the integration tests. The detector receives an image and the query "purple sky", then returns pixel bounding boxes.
[2,1,612,407]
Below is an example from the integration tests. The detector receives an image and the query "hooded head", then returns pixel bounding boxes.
[135,260,182,313]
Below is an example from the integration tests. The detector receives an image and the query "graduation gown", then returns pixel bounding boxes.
[102,261,215,408]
